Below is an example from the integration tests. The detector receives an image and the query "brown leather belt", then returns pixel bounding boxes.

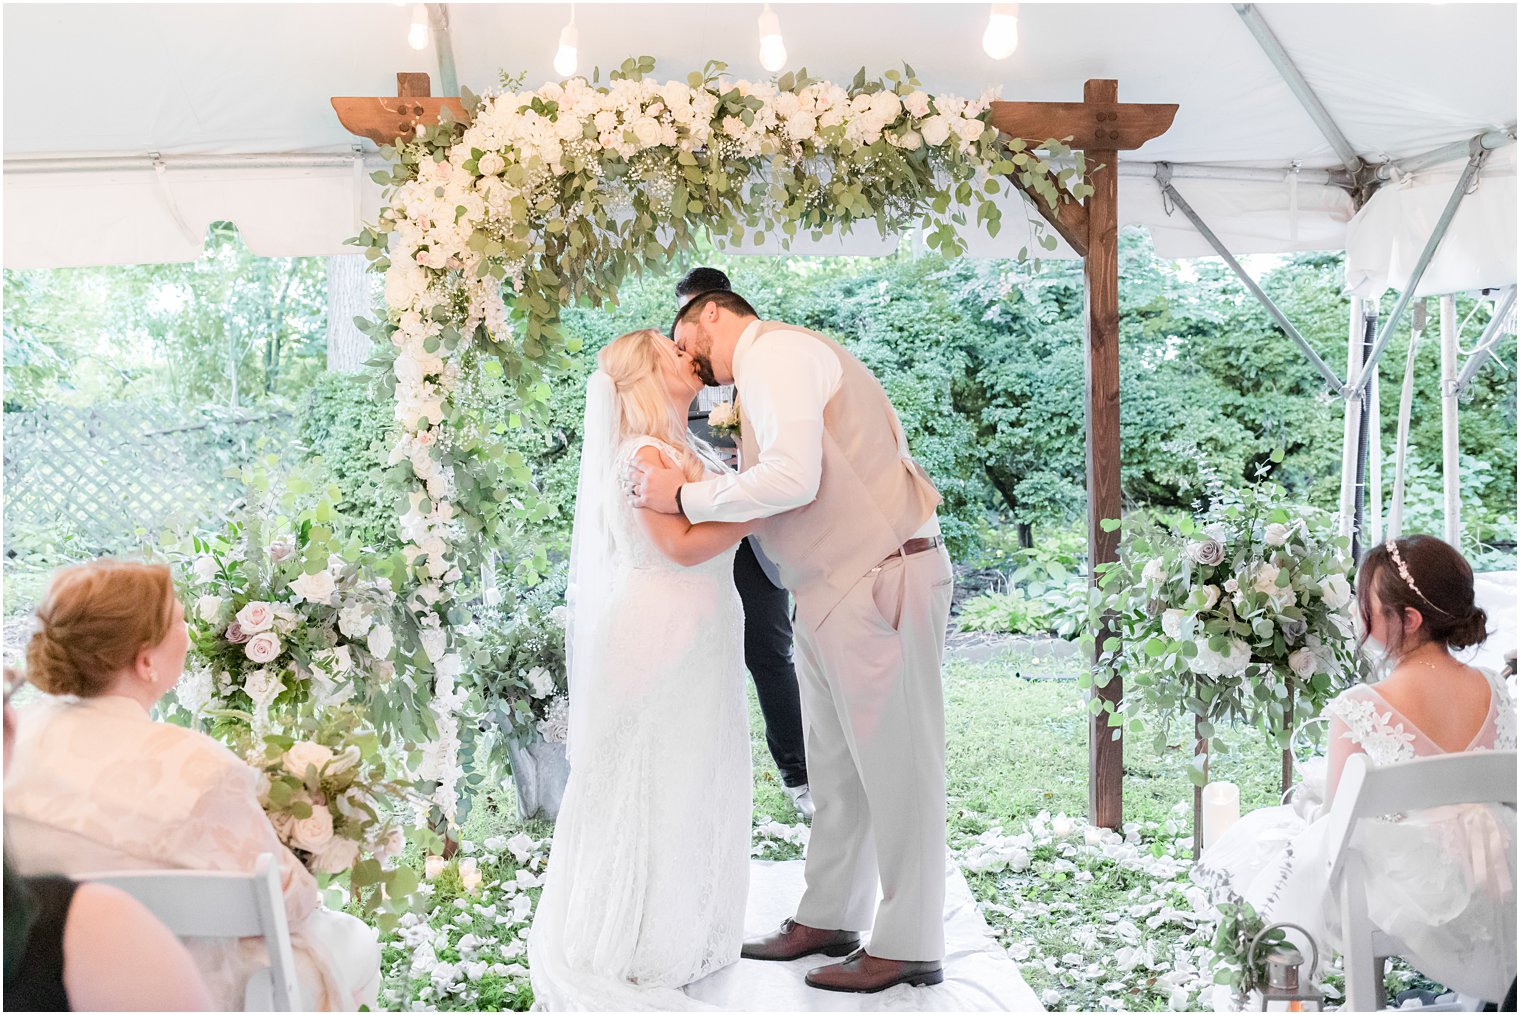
[873,534,944,570]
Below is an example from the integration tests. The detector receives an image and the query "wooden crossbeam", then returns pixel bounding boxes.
[988,99,1177,154]
[332,73,467,147]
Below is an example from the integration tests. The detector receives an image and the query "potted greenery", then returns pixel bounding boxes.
[465,568,570,821]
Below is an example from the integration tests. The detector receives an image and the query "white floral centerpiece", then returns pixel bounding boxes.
[242,712,438,933]
[1092,463,1357,800]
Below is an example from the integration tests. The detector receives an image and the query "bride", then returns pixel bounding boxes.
[527,329,754,1010]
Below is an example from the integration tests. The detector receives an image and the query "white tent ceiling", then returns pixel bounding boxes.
[3,1,1515,287]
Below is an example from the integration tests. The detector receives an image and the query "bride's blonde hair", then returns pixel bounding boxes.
[598,329,705,482]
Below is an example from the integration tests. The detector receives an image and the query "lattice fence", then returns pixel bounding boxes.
[3,402,294,558]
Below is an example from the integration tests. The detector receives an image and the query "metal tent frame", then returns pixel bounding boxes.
[1158,4,1519,560]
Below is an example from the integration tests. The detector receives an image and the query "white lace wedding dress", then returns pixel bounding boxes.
[527,435,752,1011]
[1197,667,1517,1003]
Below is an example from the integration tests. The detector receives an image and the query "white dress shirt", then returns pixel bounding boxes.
[682,320,939,538]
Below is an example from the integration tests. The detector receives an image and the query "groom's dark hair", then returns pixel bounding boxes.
[670,289,758,335]
[676,267,732,303]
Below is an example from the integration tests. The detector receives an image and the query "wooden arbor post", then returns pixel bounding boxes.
[990,81,1176,829]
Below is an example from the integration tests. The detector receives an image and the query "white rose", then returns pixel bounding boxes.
[289,570,338,605]
[311,836,361,874]
[903,90,931,118]
[283,741,335,778]
[326,745,362,777]
[1253,563,1283,596]
[1287,647,1318,678]
[338,604,373,639]
[244,632,283,664]
[244,667,283,706]
[1197,585,1221,611]
[1263,522,1290,547]
[270,603,300,635]
[890,130,923,151]
[954,116,987,143]
[267,536,296,562]
[235,601,275,634]
[1188,539,1226,566]
[1319,573,1352,610]
[524,666,557,699]
[1141,558,1168,584]
[707,402,738,428]
[1224,578,1240,593]
[593,109,618,131]
[869,90,901,122]
[367,625,395,659]
[290,804,335,852]
[191,555,219,583]
[631,117,662,148]
[196,595,224,624]
[783,112,817,141]
[919,114,951,147]
[330,645,354,673]
[1161,609,1186,640]
[420,625,448,663]
[476,151,505,176]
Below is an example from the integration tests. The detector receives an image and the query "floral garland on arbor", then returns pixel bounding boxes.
[355,58,1089,820]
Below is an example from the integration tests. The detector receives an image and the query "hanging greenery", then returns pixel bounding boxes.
[352,57,1089,820]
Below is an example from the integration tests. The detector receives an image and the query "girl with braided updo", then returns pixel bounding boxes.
[5,560,381,1010]
[1195,535,1515,1006]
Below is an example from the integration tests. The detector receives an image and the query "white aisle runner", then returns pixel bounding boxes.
[683,860,1043,1011]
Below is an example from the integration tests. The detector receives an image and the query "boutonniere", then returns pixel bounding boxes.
[708,400,741,439]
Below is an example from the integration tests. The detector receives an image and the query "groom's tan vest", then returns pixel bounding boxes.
[735,321,942,630]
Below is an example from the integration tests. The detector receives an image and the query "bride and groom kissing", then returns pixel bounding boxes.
[526,268,956,1009]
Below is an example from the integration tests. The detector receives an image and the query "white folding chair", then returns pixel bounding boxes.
[78,852,301,1011]
[1324,751,1518,1012]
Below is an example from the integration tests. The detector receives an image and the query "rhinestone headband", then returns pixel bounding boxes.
[1384,539,1452,616]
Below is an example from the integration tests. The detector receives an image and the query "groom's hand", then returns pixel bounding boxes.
[630,460,685,515]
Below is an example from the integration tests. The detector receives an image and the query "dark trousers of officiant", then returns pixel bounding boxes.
[733,537,809,789]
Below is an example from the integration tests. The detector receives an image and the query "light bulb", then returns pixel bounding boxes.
[982,3,1019,60]
[758,4,787,73]
[408,4,430,50]
[553,22,578,78]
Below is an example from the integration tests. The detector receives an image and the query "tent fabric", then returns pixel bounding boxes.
[2,3,1514,275]
[1343,145,1519,299]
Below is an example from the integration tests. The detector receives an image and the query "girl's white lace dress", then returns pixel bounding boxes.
[527,436,752,1010]
[1197,667,1517,1002]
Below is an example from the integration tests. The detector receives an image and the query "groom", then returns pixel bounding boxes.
[632,292,954,993]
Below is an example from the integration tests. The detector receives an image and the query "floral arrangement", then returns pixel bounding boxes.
[1091,458,1357,771]
[352,58,1089,821]
[243,712,437,933]
[180,520,406,727]
[706,400,741,439]
[464,569,569,746]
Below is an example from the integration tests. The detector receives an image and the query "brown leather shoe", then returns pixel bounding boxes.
[741,919,862,962]
[805,949,945,993]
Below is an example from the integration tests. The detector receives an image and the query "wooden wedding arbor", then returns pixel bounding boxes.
[334,74,1178,831]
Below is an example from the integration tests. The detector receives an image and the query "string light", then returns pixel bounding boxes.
[408,4,430,51]
[757,4,787,73]
[982,3,1019,60]
[553,6,579,78]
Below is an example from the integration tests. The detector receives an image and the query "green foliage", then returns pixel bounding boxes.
[301,373,403,551]
[958,589,1054,635]
[465,564,569,743]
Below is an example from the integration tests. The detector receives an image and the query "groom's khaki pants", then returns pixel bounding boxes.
[793,543,953,962]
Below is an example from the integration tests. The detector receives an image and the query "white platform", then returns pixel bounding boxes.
[684,860,1042,1012]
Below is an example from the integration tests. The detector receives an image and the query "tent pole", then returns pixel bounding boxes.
[1346,142,1489,396]
[1338,296,1366,541]
[1154,165,1343,392]
[1377,127,1516,180]
[1368,357,1383,546]
[425,4,459,98]
[1455,285,1518,394]
[1388,301,1425,539]
[1440,295,1461,546]
[1350,305,1378,561]
[1232,4,1365,185]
